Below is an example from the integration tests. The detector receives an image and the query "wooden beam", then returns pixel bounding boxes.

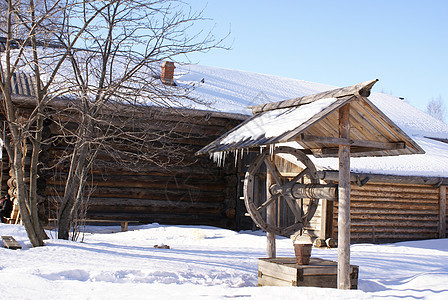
[311,146,402,157]
[250,79,378,114]
[320,199,329,240]
[266,160,276,258]
[440,186,447,238]
[299,134,406,150]
[337,104,351,290]
[318,170,448,186]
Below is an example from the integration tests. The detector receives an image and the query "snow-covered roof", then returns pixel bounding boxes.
[3,44,448,177]
[175,64,448,178]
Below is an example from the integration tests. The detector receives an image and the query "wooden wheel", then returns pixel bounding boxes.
[244,146,320,236]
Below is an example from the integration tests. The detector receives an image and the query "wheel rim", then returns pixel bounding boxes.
[243,146,320,236]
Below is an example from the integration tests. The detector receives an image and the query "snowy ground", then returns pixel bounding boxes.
[1,223,447,299]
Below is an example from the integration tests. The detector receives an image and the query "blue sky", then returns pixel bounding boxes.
[186,0,447,113]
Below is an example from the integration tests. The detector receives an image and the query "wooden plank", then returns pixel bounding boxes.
[258,258,298,279]
[350,101,397,142]
[258,274,294,287]
[258,257,358,289]
[299,134,406,150]
[121,221,128,232]
[251,79,378,114]
[338,104,351,290]
[1,236,22,250]
[440,186,446,238]
[318,171,448,186]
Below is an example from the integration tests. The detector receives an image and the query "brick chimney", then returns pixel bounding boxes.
[161,61,175,86]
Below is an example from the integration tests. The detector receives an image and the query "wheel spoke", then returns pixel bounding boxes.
[290,168,309,183]
[264,157,283,186]
[244,147,320,237]
[283,195,302,221]
[257,194,276,212]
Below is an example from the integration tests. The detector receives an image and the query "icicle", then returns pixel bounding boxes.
[234,149,238,167]
[210,151,226,167]
[269,144,274,157]
[222,151,227,166]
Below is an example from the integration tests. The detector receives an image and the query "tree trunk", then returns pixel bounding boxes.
[12,133,44,247]
[57,128,92,239]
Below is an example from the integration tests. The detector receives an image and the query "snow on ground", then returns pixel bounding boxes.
[1,223,447,299]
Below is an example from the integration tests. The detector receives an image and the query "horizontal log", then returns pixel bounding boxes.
[88,205,222,215]
[50,104,246,127]
[351,184,438,194]
[48,117,231,143]
[84,212,231,226]
[350,232,438,240]
[47,179,225,192]
[319,171,448,187]
[335,200,439,210]
[46,149,218,170]
[85,197,224,209]
[335,208,438,216]
[350,190,439,201]
[46,187,225,203]
[349,202,438,210]
[48,173,225,185]
[46,164,223,179]
[350,214,439,222]
[270,183,337,200]
[350,226,438,234]
[351,220,438,227]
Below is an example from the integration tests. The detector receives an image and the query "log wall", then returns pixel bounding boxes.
[331,182,441,243]
[0,101,247,230]
[443,186,447,238]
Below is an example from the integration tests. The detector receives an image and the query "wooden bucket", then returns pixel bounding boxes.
[293,243,312,265]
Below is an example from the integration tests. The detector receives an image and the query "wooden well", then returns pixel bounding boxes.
[258,257,358,289]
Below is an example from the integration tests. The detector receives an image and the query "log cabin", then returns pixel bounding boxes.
[1,38,447,243]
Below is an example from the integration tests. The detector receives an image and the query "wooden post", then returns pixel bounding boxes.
[266,162,276,258]
[337,104,351,289]
[440,186,446,238]
[320,199,328,239]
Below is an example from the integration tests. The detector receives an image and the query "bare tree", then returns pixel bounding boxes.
[0,0,118,246]
[426,96,446,123]
[52,0,226,240]
[1,0,226,242]
[0,0,66,247]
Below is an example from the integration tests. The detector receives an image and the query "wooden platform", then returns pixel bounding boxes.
[258,257,358,289]
[1,236,22,250]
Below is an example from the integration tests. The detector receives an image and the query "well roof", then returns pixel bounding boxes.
[197,80,424,158]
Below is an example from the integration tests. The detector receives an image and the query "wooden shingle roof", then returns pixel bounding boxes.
[197,80,424,158]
